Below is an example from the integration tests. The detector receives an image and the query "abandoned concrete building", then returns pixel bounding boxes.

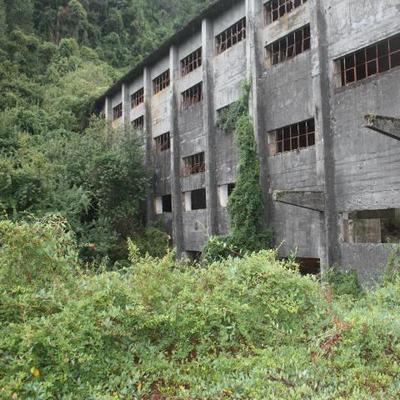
[96,0,400,283]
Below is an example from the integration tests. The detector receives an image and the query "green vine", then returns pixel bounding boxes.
[203,83,273,262]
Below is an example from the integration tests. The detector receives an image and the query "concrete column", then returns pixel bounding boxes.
[104,96,112,130]
[122,83,130,129]
[202,18,219,236]
[144,67,155,224]
[310,0,340,270]
[169,45,185,256]
[246,0,272,226]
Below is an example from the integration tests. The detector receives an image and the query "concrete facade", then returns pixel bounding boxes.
[97,0,400,284]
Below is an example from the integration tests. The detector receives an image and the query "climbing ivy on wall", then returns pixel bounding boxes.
[203,83,273,262]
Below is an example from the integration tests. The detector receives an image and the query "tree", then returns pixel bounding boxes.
[0,0,6,35]
[4,0,34,32]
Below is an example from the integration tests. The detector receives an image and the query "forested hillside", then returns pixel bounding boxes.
[0,0,210,262]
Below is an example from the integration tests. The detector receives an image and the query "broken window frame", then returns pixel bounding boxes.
[336,32,400,87]
[264,0,308,25]
[113,103,123,121]
[154,132,171,153]
[181,47,203,77]
[132,115,144,131]
[181,82,203,110]
[182,152,206,177]
[216,17,247,55]
[153,70,170,94]
[191,188,207,210]
[131,88,144,109]
[271,118,315,154]
[266,24,311,66]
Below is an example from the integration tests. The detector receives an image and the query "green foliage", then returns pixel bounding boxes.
[1,223,400,398]
[0,0,6,35]
[204,84,273,262]
[325,268,363,299]
[0,216,77,288]
[130,226,171,259]
[383,244,400,283]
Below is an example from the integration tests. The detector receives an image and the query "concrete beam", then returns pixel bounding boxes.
[273,190,326,213]
[365,114,400,141]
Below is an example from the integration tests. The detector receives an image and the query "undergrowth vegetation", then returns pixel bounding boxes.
[1,218,399,399]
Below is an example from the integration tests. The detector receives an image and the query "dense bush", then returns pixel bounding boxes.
[1,219,399,399]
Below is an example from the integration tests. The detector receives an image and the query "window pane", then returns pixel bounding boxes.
[391,51,400,68]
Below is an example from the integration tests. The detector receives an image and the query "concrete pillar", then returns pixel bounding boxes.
[144,67,155,224]
[202,18,219,236]
[122,83,130,129]
[246,0,272,226]
[169,45,185,256]
[310,0,340,271]
[104,96,112,130]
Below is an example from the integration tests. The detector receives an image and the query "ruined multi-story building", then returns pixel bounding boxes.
[96,0,400,283]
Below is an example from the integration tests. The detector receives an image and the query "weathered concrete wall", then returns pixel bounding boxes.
[102,0,400,283]
[324,0,400,276]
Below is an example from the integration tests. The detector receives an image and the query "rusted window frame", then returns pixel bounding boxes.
[271,118,315,154]
[216,17,247,55]
[266,24,311,66]
[181,48,202,77]
[155,132,171,153]
[131,88,144,109]
[337,32,400,87]
[132,115,144,131]
[181,82,203,110]
[113,103,123,121]
[153,70,170,94]
[182,152,206,177]
[264,0,308,25]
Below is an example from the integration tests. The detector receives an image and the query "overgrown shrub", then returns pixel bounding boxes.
[384,244,400,283]
[1,222,400,399]
[325,268,363,299]
[0,216,77,288]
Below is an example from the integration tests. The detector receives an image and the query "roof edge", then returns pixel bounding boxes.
[95,0,242,109]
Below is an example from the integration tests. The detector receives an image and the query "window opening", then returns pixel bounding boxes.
[191,188,207,210]
[155,132,171,152]
[228,183,236,197]
[216,17,247,55]
[337,32,400,87]
[343,209,400,244]
[266,24,311,65]
[132,115,144,131]
[181,82,203,109]
[296,258,321,276]
[271,118,315,154]
[162,195,172,213]
[153,70,170,94]
[113,103,123,121]
[182,152,205,176]
[131,88,144,108]
[187,251,202,262]
[181,48,202,76]
[264,0,308,25]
